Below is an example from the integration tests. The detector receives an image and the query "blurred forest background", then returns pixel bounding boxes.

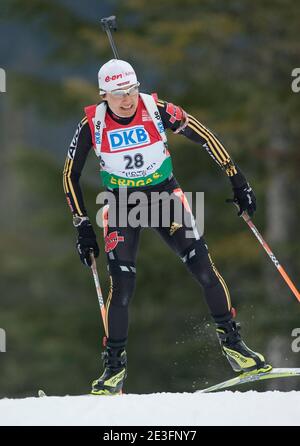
[1,0,300,397]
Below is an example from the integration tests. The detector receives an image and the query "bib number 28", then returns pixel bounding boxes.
[124,154,144,169]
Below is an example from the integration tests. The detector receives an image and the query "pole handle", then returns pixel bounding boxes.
[101,16,118,32]
[100,16,120,59]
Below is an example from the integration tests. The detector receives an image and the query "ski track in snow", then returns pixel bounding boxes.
[0,391,300,426]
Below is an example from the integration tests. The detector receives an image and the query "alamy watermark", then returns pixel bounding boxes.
[0,68,6,93]
[291,328,300,353]
[291,68,300,93]
[95,189,205,239]
[0,328,6,352]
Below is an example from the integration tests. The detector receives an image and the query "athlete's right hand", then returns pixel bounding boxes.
[76,220,99,267]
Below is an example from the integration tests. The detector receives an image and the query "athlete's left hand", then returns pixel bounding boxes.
[227,183,257,217]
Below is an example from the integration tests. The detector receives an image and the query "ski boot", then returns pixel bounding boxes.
[91,344,127,396]
[216,319,272,373]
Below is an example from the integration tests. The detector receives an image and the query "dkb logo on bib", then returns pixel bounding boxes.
[108,126,150,151]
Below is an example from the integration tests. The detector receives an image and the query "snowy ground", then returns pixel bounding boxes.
[0,391,300,426]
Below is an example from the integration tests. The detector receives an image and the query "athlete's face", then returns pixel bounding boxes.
[102,84,139,118]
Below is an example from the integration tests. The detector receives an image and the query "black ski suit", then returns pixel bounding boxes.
[63,96,248,346]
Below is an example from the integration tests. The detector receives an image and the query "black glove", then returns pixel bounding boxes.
[227,168,257,217]
[75,218,99,267]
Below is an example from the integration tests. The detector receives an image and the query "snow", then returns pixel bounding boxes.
[0,391,300,426]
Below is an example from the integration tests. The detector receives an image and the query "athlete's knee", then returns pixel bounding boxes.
[181,238,220,288]
[112,275,136,307]
[109,261,137,307]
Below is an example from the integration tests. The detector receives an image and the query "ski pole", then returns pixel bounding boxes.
[90,251,108,338]
[100,15,120,59]
[241,211,300,303]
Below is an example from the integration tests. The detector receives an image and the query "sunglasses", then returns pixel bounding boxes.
[108,82,140,97]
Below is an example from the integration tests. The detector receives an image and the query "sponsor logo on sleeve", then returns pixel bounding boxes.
[68,122,83,159]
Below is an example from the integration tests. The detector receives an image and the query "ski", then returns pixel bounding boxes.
[37,389,123,397]
[198,368,300,393]
[39,368,300,397]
